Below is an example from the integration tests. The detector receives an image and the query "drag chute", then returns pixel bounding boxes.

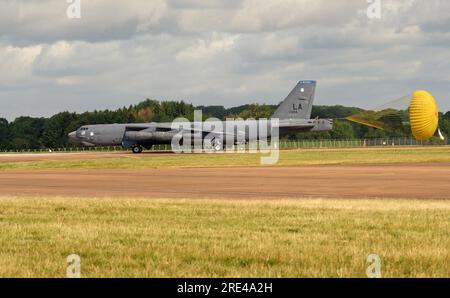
[409,90,438,141]
[344,90,442,141]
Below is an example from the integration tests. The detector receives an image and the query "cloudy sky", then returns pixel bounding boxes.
[0,0,449,120]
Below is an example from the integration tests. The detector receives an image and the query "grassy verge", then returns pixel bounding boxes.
[1,147,450,170]
[0,197,448,277]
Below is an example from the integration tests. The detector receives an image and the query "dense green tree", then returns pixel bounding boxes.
[293,131,332,140]
[159,101,194,122]
[226,104,276,118]
[0,118,10,149]
[237,104,274,119]
[329,121,356,139]
[197,105,228,120]
[440,112,450,138]
[9,117,45,149]
[42,112,77,148]
[133,99,194,122]
[363,127,388,138]
[312,105,363,119]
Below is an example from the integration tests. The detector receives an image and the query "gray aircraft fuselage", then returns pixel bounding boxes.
[68,118,332,147]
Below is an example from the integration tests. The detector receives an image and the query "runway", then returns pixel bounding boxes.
[0,152,172,162]
[1,163,449,199]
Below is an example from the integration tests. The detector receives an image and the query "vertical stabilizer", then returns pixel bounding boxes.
[272,80,316,120]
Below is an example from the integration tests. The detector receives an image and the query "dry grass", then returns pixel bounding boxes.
[0,197,448,277]
[1,147,450,170]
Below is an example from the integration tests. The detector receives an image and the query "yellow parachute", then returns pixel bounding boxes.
[344,90,441,141]
[409,91,438,141]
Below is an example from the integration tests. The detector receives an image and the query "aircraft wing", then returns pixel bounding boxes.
[125,123,237,137]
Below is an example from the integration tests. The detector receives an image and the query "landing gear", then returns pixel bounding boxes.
[212,138,223,152]
[131,145,143,154]
[238,143,246,151]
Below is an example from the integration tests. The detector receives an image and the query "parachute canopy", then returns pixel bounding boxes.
[409,91,438,141]
[344,90,440,141]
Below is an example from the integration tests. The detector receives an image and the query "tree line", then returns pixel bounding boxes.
[0,99,449,149]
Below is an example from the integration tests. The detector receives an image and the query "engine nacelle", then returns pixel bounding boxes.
[124,131,176,142]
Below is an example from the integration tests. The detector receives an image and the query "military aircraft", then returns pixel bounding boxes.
[68,80,333,153]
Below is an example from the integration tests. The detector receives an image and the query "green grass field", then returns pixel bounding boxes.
[0,197,448,277]
[1,147,450,170]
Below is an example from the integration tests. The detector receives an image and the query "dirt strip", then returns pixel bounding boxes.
[0,163,449,199]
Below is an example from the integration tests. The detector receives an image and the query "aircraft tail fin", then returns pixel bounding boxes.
[272,80,316,120]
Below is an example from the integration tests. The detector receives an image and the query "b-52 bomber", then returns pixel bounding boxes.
[68,80,333,153]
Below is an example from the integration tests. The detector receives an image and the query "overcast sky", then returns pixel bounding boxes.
[0,0,449,120]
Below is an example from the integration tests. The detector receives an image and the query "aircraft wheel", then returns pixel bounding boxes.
[132,145,143,154]
[212,139,223,152]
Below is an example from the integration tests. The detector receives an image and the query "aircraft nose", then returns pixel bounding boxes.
[68,131,78,142]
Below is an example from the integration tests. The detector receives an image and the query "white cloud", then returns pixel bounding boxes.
[0,44,42,85]
[0,0,169,44]
[32,41,122,77]
[230,0,365,32]
[175,35,237,63]
[0,0,450,120]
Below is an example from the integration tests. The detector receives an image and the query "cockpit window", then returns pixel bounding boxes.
[79,127,89,136]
